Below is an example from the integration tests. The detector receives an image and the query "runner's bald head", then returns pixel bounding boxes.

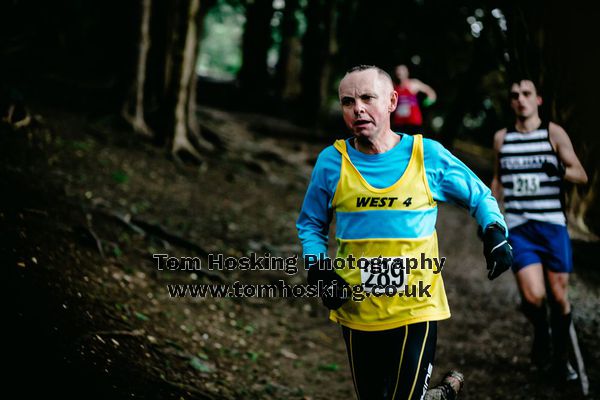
[343,65,394,93]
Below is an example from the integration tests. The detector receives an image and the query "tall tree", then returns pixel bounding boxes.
[238,0,274,105]
[274,0,302,102]
[122,0,216,163]
[122,0,154,138]
[300,0,337,125]
[166,0,215,160]
[502,0,599,235]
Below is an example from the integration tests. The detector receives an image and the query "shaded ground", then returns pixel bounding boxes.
[2,106,599,400]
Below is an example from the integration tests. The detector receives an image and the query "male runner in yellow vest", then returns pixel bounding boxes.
[297,65,512,400]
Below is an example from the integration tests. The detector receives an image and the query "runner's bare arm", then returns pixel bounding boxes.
[490,128,506,204]
[412,79,437,102]
[548,122,588,184]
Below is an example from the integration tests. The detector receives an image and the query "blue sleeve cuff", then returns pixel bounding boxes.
[302,247,327,260]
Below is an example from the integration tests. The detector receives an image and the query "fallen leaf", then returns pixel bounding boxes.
[135,311,149,321]
[317,363,339,372]
[280,348,298,360]
[189,357,212,373]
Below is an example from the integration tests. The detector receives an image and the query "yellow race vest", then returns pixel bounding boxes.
[330,135,450,331]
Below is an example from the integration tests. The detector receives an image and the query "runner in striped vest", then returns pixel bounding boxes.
[491,79,588,382]
[499,122,565,227]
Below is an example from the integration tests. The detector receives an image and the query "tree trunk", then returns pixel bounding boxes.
[123,0,217,161]
[503,0,599,236]
[539,2,599,236]
[274,0,301,102]
[169,0,218,162]
[122,0,153,138]
[170,0,199,160]
[238,0,274,108]
[319,0,337,116]
[187,1,215,153]
[300,0,336,125]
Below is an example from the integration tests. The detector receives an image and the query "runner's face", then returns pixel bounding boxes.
[338,70,397,140]
[510,80,541,119]
[395,65,409,81]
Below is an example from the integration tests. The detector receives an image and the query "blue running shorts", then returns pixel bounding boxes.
[508,220,573,273]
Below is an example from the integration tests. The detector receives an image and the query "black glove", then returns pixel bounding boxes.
[306,258,350,310]
[541,161,565,178]
[482,223,513,280]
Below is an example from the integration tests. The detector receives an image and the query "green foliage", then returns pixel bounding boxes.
[243,324,255,335]
[198,0,246,79]
[199,0,308,79]
[246,351,259,362]
[189,356,212,372]
[130,200,151,214]
[111,170,129,184]
[69,140,94,151]
[317,362,339,372]
[134,311,149,321]
[112,244,122,258]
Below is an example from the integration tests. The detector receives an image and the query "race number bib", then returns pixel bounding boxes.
[513,174,540,196]
[360,256,407,294]
[396,104,411,117]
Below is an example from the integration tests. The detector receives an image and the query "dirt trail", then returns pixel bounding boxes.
[2,108,598,400]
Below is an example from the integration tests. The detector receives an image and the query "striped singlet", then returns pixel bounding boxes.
[498,122,565,229]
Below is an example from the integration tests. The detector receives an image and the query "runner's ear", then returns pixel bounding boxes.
[389,90,398,112]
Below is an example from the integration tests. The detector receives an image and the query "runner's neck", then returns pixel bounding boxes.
[515,115,542,133]
[353,131,401,154]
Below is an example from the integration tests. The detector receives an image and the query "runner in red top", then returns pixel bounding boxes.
[392,64,437,135]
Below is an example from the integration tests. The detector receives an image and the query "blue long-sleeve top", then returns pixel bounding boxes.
[296,134,506,257]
